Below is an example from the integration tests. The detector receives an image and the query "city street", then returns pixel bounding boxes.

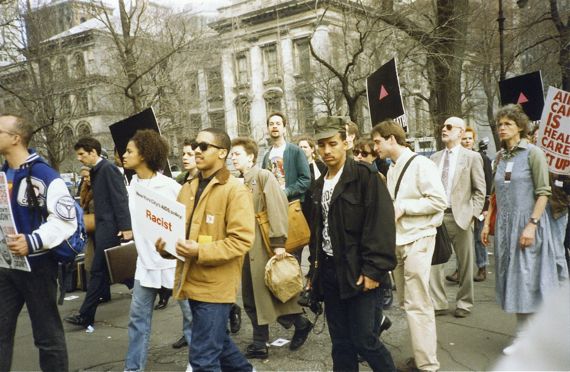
[11,247,517,371]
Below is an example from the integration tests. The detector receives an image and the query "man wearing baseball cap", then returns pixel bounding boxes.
[306,117,397,371]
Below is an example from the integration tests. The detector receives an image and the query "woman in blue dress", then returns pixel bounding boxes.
[481,104,568,354]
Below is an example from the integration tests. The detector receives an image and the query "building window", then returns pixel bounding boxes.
[207,69,222,99]
[59,94,71,116]
[297,94,314,133]
[294,38,311,77]
[235,96,251,136]
[76,91,89,114]
[56,56,68,81]
[264,89,282,114]
[208,111,225,130]
[71,53,85,79]
[235,52,249,86]
[40,60,52,84]
[262,44,279,82]
[76,121,92,137]
[189,113,202,135]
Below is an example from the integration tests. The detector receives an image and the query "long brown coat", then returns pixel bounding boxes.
[244,166,303,325]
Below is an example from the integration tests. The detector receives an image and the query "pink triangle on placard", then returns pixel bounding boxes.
[517,92,528,104]
[379,85,389,101]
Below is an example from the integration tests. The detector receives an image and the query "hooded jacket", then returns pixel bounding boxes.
[2,152,76,268]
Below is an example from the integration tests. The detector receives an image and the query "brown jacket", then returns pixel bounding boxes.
[174,167,255,303]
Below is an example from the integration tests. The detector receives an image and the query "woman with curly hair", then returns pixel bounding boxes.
[122,129,183,371]
[481,104,568,355]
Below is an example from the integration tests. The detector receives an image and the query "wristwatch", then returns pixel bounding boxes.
[529,217,539,225]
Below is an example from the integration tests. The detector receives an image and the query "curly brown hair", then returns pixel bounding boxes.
[129,129,169,172]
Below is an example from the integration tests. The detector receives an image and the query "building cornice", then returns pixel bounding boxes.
[210,0,364,34]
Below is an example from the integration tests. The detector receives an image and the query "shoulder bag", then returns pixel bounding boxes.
[255,171,310,255]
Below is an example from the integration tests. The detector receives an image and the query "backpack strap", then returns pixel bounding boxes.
[394,154,418,199]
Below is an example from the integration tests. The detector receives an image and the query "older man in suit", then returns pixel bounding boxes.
[429,117,486,318]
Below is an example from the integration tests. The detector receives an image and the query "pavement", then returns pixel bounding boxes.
[11,245,519,371]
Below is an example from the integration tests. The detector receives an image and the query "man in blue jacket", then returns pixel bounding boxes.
[65,137,132,328]
[0,113,76,372]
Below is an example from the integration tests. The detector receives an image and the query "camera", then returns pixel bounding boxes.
[298,289,323,315]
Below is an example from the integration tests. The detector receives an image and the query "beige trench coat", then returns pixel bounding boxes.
[244,166,303,325]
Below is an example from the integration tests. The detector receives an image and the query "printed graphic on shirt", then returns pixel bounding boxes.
[321,184,334,256]
[269,157,286,189]
[16,176,46,208]
[55,195,76,221]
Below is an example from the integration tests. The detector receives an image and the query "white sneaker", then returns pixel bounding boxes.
[502,343,518,355]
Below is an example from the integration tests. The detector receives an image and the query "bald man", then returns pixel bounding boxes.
[429,117,486,318]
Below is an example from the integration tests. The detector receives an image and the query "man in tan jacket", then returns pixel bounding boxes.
[429,117,486,318]
[157,128,255,371]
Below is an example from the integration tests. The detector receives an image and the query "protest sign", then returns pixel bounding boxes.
[499,71,544,121]
[133,182,186,261]
[366,58,407,130]
[538,87,570,175]
[109,107,172,181]
[0,172,30,271]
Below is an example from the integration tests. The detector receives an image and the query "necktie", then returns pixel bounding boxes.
[441,150,450,194]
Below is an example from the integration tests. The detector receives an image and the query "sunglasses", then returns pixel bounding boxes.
[353,149,371,157]
[442,124,462,131]
[190,141,224,152]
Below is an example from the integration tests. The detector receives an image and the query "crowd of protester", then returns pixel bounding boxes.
[0,106,568,372]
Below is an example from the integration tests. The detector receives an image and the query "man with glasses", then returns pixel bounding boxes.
[0,113,76,371]
[156,128,255,371]
[429,117,486,318]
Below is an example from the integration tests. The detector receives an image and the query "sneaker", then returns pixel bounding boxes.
[64,314,90,328]
[474,267,487,282]
[290,320,313,350]
[244,343,268,359]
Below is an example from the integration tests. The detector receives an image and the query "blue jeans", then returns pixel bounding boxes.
[474,219,488,268]
[178,299,193,347]
[125,280,159,371]
[188,300,252,372]
[0,260,68,372]
[321,258,395,372]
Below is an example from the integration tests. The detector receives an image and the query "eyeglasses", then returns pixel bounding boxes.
[442,124,462,131]
[0,128,17,136]
[353,149,370,157]
[190,141,224,152]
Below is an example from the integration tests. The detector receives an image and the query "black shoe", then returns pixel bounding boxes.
[64,314,89,328]
[98,296,111,304]
[289,320,313,350]
[154,298,169,310]
[244,343,268,360]
[379,315,392,335]
[172,335,188,349]
[229,305,242,334]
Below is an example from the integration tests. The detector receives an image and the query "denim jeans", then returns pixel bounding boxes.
[188,300,252,372]
[178,299,193,347]
[321,258,395,372]
[125,280,159,371]
[473,218,488,268]
[0,260,68,372]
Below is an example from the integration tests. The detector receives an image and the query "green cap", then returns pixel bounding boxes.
[314,116,348,140]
